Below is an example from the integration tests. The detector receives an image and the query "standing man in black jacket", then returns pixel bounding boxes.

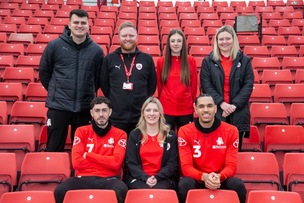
[39,9,104,152]
[100,21,157,135]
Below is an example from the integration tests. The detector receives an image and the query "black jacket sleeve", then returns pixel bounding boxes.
[100,55,110,97]
[39,42,54,91]
[154,131,179,182]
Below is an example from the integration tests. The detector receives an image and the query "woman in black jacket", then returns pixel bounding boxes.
[200,25,254,151]
[125,97,178,190]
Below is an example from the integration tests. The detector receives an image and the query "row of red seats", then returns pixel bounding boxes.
[0,189,303,203]
[0,151,304,202]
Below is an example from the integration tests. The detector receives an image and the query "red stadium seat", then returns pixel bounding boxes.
[0,101,8,125]
[18,152,71,191]
[236,152,281,194]
[35,34,59,44]
[250,103,289,139]
[186,189,240,203]
[290,103,304,126]
[0,43,24,57]
[273,84,304,115]
[283,153,304,202]
[0,82,23,115]
[0,125,35,171]
[0,153,17,197]
[243,46,270,59]
[63,190,118,203]
[264,125,304,170]
[24,82,47,102]
[247,190,302,203]
[261,70,293,96]
[249,84,272,104]
[125,189,179,203]
[9,101,47,140]
[25,44,47,56]
[242,125,262,152]
[0,191,55,203]
[295,69,304,84]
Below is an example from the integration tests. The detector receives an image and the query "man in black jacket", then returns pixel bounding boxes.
[100,21,157,135]
[39,9,104,152]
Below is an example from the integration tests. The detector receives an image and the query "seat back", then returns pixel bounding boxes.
[63,189,118,203]
[0,153,17,198]
[24,82,47,102]
[242,125,262,152]
[0,125,35,171]
[124,189,179,203]
[186,189,240,203]
[290,103,304,126]
[18,152,71,191]
[0,191,55,203]
[247,190,302,203]
[236,152,281,193]
[265,125,304,170]
[283,153,304,202]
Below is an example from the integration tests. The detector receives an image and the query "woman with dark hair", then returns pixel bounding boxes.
[157,29,197,132]
[200,25,254,151]
[125,97,178,190]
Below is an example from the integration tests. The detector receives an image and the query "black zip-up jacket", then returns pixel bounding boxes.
[39,26,104,112]
[125,128,179,188]
[100,47,157,124]
[200,51,254,133]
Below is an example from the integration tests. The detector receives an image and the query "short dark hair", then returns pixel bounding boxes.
[90,96,112,109]
[194,94,215,106]
[69,9,89,19]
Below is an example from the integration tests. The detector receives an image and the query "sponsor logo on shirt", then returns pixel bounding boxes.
[178,137,187,146]
[118,139,127,148]
[212,137,227,149]
[73,136,81,145]
[104,137,115,148]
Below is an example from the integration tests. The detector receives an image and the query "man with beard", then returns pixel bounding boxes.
[54,96,128,203]
[177,94,246,203]
[100,21,157,136]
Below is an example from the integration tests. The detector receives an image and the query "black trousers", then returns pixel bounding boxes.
[178,176,247,203]
[164,114,193,133]
[46,108,91,152]
[54,176,128,203]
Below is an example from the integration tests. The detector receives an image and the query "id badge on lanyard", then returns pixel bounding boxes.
[120,54,136,91]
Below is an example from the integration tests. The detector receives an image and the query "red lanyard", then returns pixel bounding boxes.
[120,54,136,82]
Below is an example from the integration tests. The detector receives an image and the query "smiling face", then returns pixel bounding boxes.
[68,14,89,42]
[143,102,160,126]
[217,31,233,56]
[169,33,183,56]
[119,26,138,53]
[195,96,217,128]
[90,103,112,129]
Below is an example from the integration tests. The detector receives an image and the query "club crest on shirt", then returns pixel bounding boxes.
[212,137,227,149]
[104,137,114,148]
[136,63,143,70]
[73,136,81,145]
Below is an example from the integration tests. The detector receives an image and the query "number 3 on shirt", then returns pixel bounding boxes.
[193,145,201,158]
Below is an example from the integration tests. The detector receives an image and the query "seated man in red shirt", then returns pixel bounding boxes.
[177,94,246,203]
[54,96,128,203]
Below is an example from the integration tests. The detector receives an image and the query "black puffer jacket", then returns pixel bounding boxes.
[39,26,104,112]
[200,51,254,133]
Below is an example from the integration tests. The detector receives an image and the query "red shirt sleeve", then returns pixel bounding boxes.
[156,56,164,96]
[188,56,198,101]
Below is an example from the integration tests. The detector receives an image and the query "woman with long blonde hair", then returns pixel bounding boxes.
[125,97,178,189]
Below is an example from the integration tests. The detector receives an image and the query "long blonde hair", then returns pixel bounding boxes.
[213,25,239,61]
[136,97,170,144]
